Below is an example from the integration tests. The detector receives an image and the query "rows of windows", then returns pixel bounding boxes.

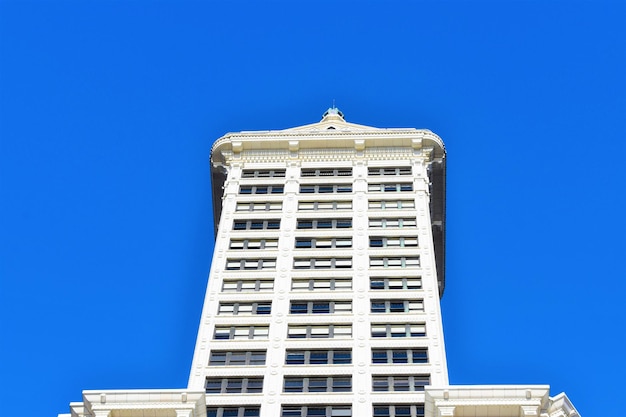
[372,375,430,392]
[370,237,418,248]
[207,407,260,417]
[372,348,428,364]
[298,201,352,211]
[290,301,351,314]
[229,239,278,250]
[222,279,274,292]
[209,350,266,366]
[368,183,413,193]
[285,349,351,365]
[370,277,421,290]
[297,219,352,229]
[236,202,283,211]
[226,258,276,270]
[287,325,352,339]
[218,302,271,315]
[233,219,280,231]
[373,405,424,417]
[369,200,415,210]
[291,278,352,291]
[301,168,352,177]
[239,185,284,194]
[368,167,412,176]
[284,376,351,393]
[281,406,351,417]
[295,237,352,249]
[369,218,417,228]
[300,184,352,194]
[214,326,269,340]
[371,300,423,314]
[242,169,285,178]
[370,257,420,268]
[205,377,263,394]
[371,323,426,338]
[294,258,352,269]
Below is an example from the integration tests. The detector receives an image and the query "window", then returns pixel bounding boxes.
[233,219,281,231]
[285,349,351,365]
[368,167,412,176]
[207,407,260,417]
[236,202,283,211]
[281,406,351,417]
[368,200,416,210]
[301,168,352,177]
[295,237,352,249]
[373,405,424,417]
[298,201,352,211]
[372,349,428,364]
[299,184,352,193]
[287,325,352,339]
[290,301,351,314]
[209,350,267,366]
[369,237,418,248]
[206,377,264,394]
[368,183,414,192]
[369,218,417,228]
[226,258,276,270]
[370,300,423,314]
[229,239,278,250]
[372,375,430,392]
[239,185,284,194]
[293,258,352,269]
[242,169,286,178]
[219,302,272,315]
[214,326,269,340]
[371,323,426,338]
[296,219,352,229]
[370,277,421,290]
[222,279,274,292]
[284,376,352,393]
[291,278,352,291]
[369,257,420,268]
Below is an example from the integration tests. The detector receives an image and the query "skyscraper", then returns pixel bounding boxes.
[60,109,580,417]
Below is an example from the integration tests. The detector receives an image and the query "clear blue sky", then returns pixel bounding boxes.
[1,1,624,416]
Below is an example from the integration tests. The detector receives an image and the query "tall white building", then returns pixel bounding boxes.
[61,109,580,417]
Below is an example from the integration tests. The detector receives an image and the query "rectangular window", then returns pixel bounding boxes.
[301,168,352,177]
[368,167,412,176]
[236,202,283,211]
[371,349,428,364]
[283,376,352,393]
[207,407,261,417]
[293,258,352,269]
[295,237,352,249]
[371,323,426,338]
[209,350,267,366]
[213,326,269,340]
[370,277,421,290]
[287,325,352,339]
[291,278,352,291]
[298,201,352,211]
[368,183,413,192]
[369,237,418,248]
[219,302,272,315]
[242,169,286,178]
[222,279,274,292]
[368,200,416,210]
[226,258,277,270]
[230,239,279,250]
[371,375,430,392]
[281,406,351,417]
[290,301,352,314]
[369,257,420,268]
[370,300,423,314]
[232,219,281,231]
[239,185,284,194]
[296,219,352,229]
[205,377,264,394]
[369,218,417,228]
[299,184,352,193]
[373,405,424,417]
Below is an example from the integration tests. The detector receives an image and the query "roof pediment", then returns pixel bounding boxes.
[280,107,384,133]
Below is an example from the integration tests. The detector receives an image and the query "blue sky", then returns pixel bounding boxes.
[1,1,624,416]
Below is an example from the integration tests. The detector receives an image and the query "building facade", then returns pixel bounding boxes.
[60,110,580,417]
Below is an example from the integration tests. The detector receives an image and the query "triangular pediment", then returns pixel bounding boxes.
[280,108,384,133]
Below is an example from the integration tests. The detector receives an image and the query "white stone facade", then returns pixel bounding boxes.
[59,109,580,417]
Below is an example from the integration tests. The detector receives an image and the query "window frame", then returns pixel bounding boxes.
[287,324,352,339]
[241,169,286,178]
[222,279,274,292]
[369,277,421,290]
[301,168,352,177]
[291,278,352,291]
[371,375,430,392]
[368,167,412,176]
[289,301,352,314]
[209,350,267,366]
[213,325,269,340]
[371,348,428,364]
[218,301,272,315]
[370,300,424,314]
[370,323,426,338]
[239,184,284,194]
